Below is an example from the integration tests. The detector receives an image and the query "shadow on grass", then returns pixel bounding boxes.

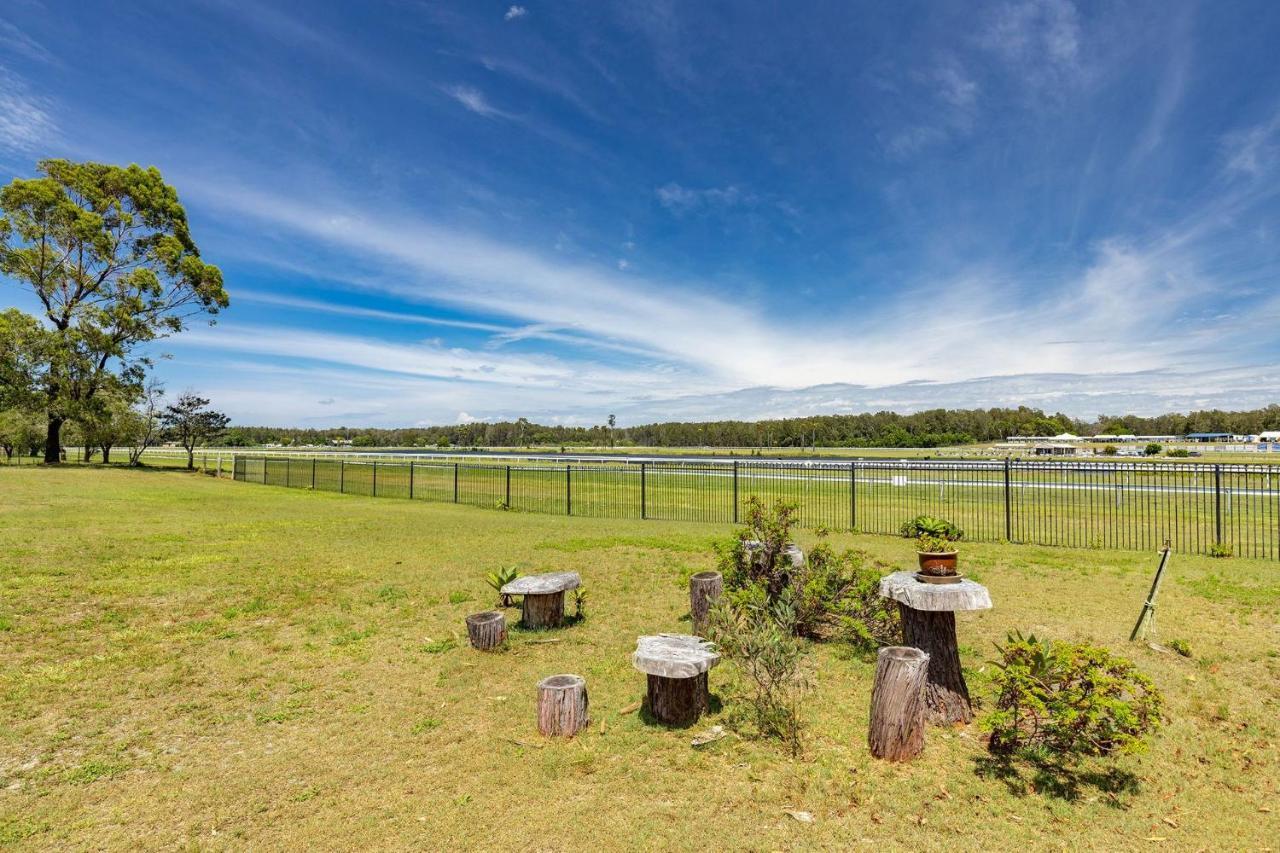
[973,753,1141,806]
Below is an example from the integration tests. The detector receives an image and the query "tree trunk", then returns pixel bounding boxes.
[44,415,63,464]
[186,447,195,470]
[101,444,112,464]
[536,674,588,737]
[868,646,930,761]
[899,604,973,724]
[646,673,708,726]
[689,571,723,635]
[521,592,565,629]
[465,611,507,650]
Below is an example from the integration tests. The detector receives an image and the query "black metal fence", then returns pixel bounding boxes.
[232,456,1280,559]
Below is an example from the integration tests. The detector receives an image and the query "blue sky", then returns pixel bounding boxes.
[2,0,1280,427]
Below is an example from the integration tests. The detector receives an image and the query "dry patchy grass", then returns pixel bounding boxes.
[0,467,1277,850]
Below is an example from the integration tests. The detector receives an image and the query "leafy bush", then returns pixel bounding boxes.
[899,515,963,542]
[985,631,1163,761]
[915,533,957,554]
[570,587,587,622]
[1166,448,1191,457]
[485,566,521,607]
[1144,443,1163,456]
[1208,542,1233,558]
[706,589,811,755]
[1167,638,1192,658]
[716,497,899,650]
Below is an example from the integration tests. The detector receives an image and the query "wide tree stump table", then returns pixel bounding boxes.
[879,571,992,725]
[501,571,581,629]
[632,634,720,726]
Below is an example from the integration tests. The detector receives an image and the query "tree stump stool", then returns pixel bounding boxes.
[879,571,991,725]
[632,634,720,726]
[743,540,805,569]
[868,646,930,761]
[464,610,506,650]
[688,571,723,635]
[536,674,589,737]
[501,571,581,629]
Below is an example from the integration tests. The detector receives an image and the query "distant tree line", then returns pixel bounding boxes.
[219,405,1280,450]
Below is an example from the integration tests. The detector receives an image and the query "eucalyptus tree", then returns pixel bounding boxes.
[0,160,227,462]
[161,392,229,469]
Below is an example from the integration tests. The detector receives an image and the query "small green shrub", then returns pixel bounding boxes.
[570,587,587,622]
[447,590,472,605]
[1207,542,1233,558]
[1167,638,1192,658]
[1144,443,1162,456]
[899,515,963,541]
[485,566,521,606]
[707,589,811,755]
[984,631,1163,761]
[1166,448,1191,458]
[915,533,957,554]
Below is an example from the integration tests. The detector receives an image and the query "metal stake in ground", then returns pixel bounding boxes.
[1130,540,1172,642]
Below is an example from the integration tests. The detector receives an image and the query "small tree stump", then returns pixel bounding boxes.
[868,646,930,761]
[632,634,720,727]
[465,610,506,650]
[689,570,723,635]
[536,674,589,737]
[501,572,581,629]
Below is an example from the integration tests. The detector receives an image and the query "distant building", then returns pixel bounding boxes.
[1185,432,1235,443]
[1033,442,1077,456]
[1260,430,1280,443]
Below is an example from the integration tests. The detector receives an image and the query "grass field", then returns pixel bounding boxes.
[1,467,1278,850]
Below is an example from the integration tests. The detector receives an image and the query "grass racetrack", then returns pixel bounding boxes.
[1,467,1277,849]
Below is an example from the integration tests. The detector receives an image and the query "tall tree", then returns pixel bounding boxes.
[161,392,229,469]
[126,380,165,467]
[0,160,227,463]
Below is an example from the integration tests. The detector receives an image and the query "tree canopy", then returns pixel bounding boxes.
[0,159,227,461]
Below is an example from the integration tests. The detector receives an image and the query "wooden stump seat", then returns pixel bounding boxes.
[632,634,720,726]
[688,571,723,635]
[465,610,506,650]
[536,674,588,737]
[868,646,930,761]
[878,571,992,725]
[501,571,581,629]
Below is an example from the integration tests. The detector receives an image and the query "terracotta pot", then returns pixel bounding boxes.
[916,550,959,576]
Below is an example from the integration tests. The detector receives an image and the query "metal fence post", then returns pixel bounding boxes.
[339,459,345,493]
[640,461,647,520]
[732,461,739,523]
[453,463,459,502]
[409,461,415,499]
[1214,464,1223,546]
[372,461,378,497]
[505,464,511,507]
[286,457,292,486]
[262,458,268,485]
[1004,457,1013,542]
[566,465,572,515]
[849,462,856,530]
[312,458,317,490]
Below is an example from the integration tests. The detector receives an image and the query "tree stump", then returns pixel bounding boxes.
[501,572,580,630]
[646,672,708,726]
[878,571,992,726]
[465,610,506,650]
[868,646,930,761]
[689,571,723,635]
[632,634,720,727]
[536,674,589,737]
[899,606,971,724]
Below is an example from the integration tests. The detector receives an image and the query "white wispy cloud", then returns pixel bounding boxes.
[0,67,56,153]
[504,6,528,22]
[443,84,513,119]
[0,21,55,65]
[1222,108,1280,177]
[655,182,752,214]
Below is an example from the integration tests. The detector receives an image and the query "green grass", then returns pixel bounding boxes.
[0,467,1277,849]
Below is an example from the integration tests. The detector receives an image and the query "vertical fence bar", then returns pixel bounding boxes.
[1004,457,1013,542]
[566,465,573,515]
[311,457,316,489]
[453,463,459,503]
[409,461,415,499]
[1214,464,1223,547]
[505,464,511,507]
[732,461,739,523]
[849,462,857,530]
[641,461,647,519]
[339,459,345,493]
[372,461,378,497]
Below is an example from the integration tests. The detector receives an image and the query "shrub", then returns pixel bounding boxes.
[485,566,520,606]
[1208,542,1233,558]
[899,515,963,542]
[1167,638,1192,658]
[716,497,899,649]
[1144,443,1162,456]
[707,589,811,755]
[985,631,1163,761]
[1166,448,1191,458]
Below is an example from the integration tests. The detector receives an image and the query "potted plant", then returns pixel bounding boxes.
[899,516,963,583]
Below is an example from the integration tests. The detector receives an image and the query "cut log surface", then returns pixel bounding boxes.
[868,646,930,761]
[646,672,708,726]
[465,610,506,650]
[878,571,991,612]
[689,571,724,635]
[501,571,581,596]
[521,592,565,629]
[899,605,972,724]
[536,674,589,737]
[632,634,720,678]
